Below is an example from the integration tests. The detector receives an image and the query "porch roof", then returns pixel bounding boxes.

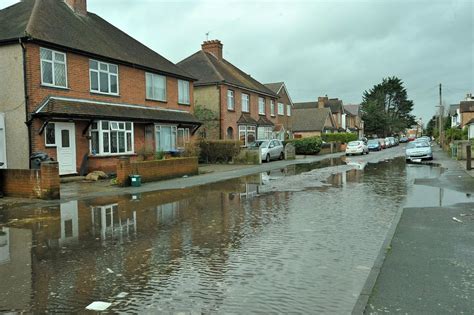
[33,97,201,127]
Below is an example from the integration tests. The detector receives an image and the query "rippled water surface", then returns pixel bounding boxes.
[0,157,430,313]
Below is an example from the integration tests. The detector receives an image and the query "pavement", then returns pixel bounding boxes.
[358,146,474,314]
[0,152,345,208]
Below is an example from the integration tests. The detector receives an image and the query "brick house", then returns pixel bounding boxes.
[291,107,337,138]
[0,0,200,175]
[460,94,474,129]
[264,82,294,140]
[177,40,279,146]
[294,96,346,132]
[343,104,365,138]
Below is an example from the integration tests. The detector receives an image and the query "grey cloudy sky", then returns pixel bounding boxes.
[2,0,473,124]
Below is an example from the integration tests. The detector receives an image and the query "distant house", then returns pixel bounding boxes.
[291,107,337,138]
[449,104,461,128]
[343,104,364,138]
[0,0,200,174]
[177,40,278,146]
[466,119,474,139]
[460,93,474,129]
[264,82,294,140]
[294,96,345,131]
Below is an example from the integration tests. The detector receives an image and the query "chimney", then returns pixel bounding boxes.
[317,96,328,109]
[201,40,223,60]
[65,0,87,16]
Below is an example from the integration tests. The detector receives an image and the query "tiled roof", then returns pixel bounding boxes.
[178,51,277,97]
[237,113,258,125]
[294,102,318,109]
[294,99,343,113]
[34,97,201,126]
[0,0,193,80]
[291,107,333,132]
[344,104,360,116]
[466,118,474,125]
[460,101,474,113]
[257,116,274,126]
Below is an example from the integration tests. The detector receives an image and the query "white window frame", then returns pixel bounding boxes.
[89,59,119,95]
[242,93,250,112]
[270,100,275,117]
[178,80,190,105]
[278,103,284,115]
[44,122,56,147]
[155,124,178,152]
[258,97,265,115]
[238,125,256,147]
[257,126,273,140]
[146,72,167,101]
[287,104,291,116]
[40,47,68,88]
[89,120,134,156]
[227,90,235,110]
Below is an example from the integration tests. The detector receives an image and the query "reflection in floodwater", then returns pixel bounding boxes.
[0,157,468,313]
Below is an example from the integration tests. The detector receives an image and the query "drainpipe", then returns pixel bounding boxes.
[20,38,33,168]
[218,84,223,139]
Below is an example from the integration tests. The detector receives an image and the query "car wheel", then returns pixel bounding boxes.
[279,152,284,160]
[266,154,271,163]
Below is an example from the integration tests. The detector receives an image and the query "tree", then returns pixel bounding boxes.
[425,116,437,137]
[361,77,416,136]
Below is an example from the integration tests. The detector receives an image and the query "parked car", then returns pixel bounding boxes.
[345,140,369,156]
[388,137,397,146]
[384,137,392,148]
[367,139,382,151]
[415,136,431,144]
[399,136,408,143]
[378,138,386,149]
[405,141,433,161]
[408,135,416,142]
[251,140,285,162]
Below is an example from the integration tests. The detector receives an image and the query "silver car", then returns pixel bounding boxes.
[405,141,433,161]
[252,140,285,162]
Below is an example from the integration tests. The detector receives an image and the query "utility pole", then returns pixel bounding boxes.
[438,83,443,148]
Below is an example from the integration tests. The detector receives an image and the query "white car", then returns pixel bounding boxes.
[251,140,285,162]
[345,140,369,156]
[405,141,433,161]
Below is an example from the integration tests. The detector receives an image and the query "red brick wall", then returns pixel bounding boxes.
[0,162,60,199]
[116,157,198,186]
[25,42,194,173]
[218,85,278,140]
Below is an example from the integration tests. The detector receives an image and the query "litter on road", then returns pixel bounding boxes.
[452,217,463,223]
[85,301,112,311]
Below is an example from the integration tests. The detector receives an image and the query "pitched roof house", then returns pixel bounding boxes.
[460,97,474,129]
[291,107,337,137]
[0,0,200,174]
[343,104,365,138]
[264,82,294,140]
[294,96,345,131]
[178,40,279,146]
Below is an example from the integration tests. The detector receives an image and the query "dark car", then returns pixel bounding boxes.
[367,139,381,151]
[399,136,408,143]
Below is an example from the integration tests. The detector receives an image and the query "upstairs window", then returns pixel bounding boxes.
[278,102,284,115]
[146,73,166,101]
[227,90,235,110]
[178,80,190,104]
[90,60,119,95]
[258,97,265,115]
[270,100,275,116]
[242,93,250,112]
[40,48,67,88]
[287,104,291,116]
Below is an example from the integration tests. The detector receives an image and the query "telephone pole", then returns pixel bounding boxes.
[438,83,443,148]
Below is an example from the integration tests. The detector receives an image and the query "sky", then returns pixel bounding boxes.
[1,0,473,125]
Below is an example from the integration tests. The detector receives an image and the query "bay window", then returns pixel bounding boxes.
[90,120,133,155]
[155,124,190,151]
[239,125,256,146]
[257,126,273,140]
[89,60,119,95]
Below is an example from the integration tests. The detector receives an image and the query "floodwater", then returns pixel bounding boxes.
[0,157,469,313]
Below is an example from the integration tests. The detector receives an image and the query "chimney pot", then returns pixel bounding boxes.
[64,0,87,16]
[201,39,223,60]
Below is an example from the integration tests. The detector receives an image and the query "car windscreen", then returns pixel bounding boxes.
[348,141,360,146]
[368,140,378,144]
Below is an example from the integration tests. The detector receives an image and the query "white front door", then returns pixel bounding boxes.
[55,122,76,175]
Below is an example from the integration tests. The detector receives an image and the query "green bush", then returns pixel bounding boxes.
[445,127,468,142]
[286,136,322,155]
[199,140,241,163]
[321,132,358,143]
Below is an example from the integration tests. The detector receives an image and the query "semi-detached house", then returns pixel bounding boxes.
[177,40,279,146]
[0,0,200,175]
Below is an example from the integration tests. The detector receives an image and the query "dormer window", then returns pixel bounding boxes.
[40,48,67,88]
[89,60,119,95]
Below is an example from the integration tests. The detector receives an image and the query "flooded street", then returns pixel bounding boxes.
[0,153,469,313]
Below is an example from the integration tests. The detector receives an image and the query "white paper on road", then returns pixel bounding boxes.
[85,301,112,311]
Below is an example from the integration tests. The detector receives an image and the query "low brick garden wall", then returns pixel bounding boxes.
[116,157,198,186]
[0,161,60,199]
